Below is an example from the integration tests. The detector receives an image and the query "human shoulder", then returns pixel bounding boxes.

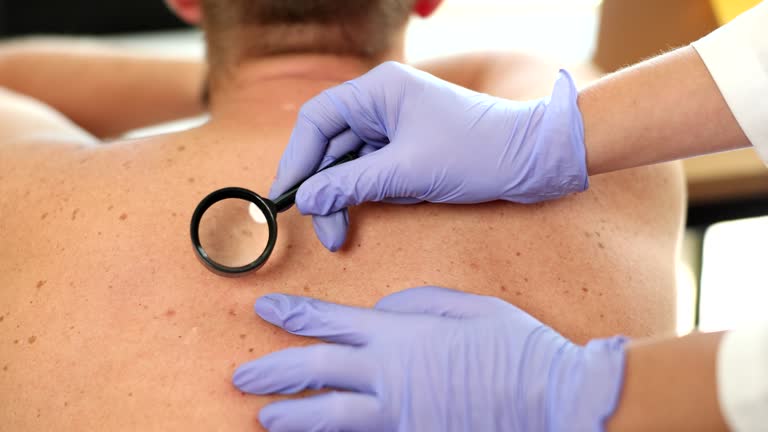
[414,52,601,99]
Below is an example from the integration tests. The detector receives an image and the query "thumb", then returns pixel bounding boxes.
[374,286,512,319]
[295,149,398,216]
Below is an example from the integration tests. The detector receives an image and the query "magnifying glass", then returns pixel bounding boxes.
[190,152,357,277]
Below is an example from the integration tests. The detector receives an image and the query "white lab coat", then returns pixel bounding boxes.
[691,3,768,431]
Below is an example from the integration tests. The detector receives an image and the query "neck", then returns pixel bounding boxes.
[206,53,399,126]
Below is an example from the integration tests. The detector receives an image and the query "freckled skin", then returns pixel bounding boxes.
[0,56,685,431]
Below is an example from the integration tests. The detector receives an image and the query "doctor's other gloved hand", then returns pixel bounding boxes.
[233,286,627,432]
[269,62,588,251]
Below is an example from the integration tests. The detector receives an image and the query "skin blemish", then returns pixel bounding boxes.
[36,280,46,289]
[71,208,79,221]
[28,336,37,344]
[3,364,8,371]
[248,348,254,353]
[581,287,589,293]
[600,313,605,319]
[164,309,176,318]
[228,309,237,317]
[500,285,507,292]
[523,277,529,283]
[41,212,48,220]
[515,291,522,296]
[177,145,186,152]
[128,392,133,397]
[0,315,3,322]
[14,339,19,344]
[188,177,195,183]
[598,242,605,249]
[303,285,310,293]
[239,334,246,339]
[122,161,132,169]
[119,213,128,221]
[107,205,114,211]
[241,392,247,397]
[515,252,521,257]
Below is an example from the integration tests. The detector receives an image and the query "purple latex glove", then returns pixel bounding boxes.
[269,62,588,251]
[233,286,626,432]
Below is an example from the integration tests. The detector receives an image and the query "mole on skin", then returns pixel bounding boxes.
[119,213,128,221]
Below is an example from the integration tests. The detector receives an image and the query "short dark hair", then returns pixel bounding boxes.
[201,0,415,68]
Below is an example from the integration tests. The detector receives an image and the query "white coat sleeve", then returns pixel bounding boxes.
[692,2,768,162]
[717,323,768,432]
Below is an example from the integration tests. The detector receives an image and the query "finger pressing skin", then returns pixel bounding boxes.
[259,392,389,432]
[233,344,374,394]
[254,294,385,345]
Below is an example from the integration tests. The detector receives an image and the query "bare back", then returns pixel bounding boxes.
[0,62,684,430]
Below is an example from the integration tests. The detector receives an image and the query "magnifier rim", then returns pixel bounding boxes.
[190,187,278,277]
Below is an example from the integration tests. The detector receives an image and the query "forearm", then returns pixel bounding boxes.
[580,46,750,175]
[606,331,729,432]
[0,38,206,138]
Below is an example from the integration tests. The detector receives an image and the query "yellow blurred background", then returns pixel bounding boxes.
[711,0,761,23]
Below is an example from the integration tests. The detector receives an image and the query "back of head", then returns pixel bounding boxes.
[201,0,416,71]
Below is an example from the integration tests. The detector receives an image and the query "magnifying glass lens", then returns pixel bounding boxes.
[198,198,270,268]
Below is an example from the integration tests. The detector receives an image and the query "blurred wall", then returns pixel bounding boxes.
[595,0,719,72]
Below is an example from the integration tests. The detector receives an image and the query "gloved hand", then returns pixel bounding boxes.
[233,286,627,432]
[269,62,588,251]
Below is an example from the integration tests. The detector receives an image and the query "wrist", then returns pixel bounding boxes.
[547,336,629,432]
[504,69,589,204]
[542,69,589,197]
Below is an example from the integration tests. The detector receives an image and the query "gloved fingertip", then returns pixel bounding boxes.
[312,211,349,252]
[319,155,338,170]
[267,186,281,201]
[258,404,282,430]
[232,362,256,392]
[254,294,289,326]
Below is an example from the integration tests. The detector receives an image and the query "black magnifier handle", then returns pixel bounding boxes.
[272,151,358,213]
